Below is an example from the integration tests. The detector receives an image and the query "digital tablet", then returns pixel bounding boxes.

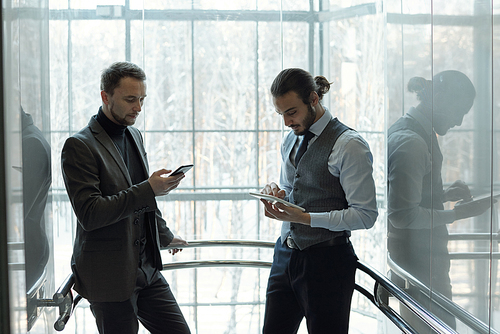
[455,191,500,207]
[249,192,306,212]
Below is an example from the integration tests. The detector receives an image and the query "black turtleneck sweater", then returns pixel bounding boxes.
[95,107,156,281]
[96,107,146,185]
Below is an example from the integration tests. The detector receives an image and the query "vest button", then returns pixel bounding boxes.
[293,187,298,191]
[295,173,300,178]
[290,226,295,230]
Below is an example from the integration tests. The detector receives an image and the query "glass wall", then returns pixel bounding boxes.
[3,0,500,333]
[3,0,55,333]
[386,0,500,332]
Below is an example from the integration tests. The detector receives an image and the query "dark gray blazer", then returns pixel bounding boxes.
[61,115,174,302]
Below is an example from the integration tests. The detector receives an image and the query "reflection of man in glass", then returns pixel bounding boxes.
[21,107,51,290]
[387,70,490,330]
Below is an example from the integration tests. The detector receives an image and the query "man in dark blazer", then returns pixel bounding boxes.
[61,62,191,334]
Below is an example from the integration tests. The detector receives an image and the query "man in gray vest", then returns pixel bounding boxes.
[260,68,378,333]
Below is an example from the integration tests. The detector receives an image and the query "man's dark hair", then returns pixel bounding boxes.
[270,68,331,104]
[407,70,476,110]
[100,62,146,95]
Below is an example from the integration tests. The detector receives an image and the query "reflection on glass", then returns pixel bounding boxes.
[21,107,51,290]
[387,70,490,331]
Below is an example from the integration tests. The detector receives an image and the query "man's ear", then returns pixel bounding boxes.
[101,90,109,105]
[309,91,319,107]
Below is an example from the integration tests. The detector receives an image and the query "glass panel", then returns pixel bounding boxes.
[190,305,263,333]
[195,0,257,10]
[282,22,309,69]
[50,21,69,133]
[4,3,25,329]
[326,9,387,329]
[256,0,310,10]
[387,0,496,331]
[257,0,280,10]
[493,2,500,330]
[70,20,125,131]
[3,1,55,333]
[281,0,310,11]
[26,1,500,333]
[131,21,193,132]
[49,0,68,9]
[69,0,125,9]
[194,132,257,188]
[130,0,192,10]
[144,132,194,182]
[257,22,283,131]
[193,21,257,131]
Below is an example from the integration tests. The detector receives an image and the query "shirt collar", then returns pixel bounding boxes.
[307,107,333,137]
[407,106,433,136]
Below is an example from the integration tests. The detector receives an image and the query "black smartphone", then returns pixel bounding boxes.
[170,164,194,176]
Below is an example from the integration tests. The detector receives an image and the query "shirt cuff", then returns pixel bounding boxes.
[309,212,334,229]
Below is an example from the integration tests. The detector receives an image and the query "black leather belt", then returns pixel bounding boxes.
[286,235,349,250]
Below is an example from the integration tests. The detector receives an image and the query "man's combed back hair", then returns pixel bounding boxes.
[270,68,331,104]
[100,62,146,95]
[407,70,476,108]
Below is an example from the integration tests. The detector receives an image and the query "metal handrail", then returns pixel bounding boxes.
[164,240,457,334]
[356,261,457,334]
[162,239,276,249]
[387,255,498,334]
[448,232,500,241]
[51,239,467,333]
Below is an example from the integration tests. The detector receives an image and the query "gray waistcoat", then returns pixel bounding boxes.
[281,118,350,250]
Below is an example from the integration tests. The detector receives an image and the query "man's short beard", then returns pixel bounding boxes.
[296,104,317,136]
[109,103,131,126]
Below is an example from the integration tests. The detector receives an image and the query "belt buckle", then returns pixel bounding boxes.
[286,236,297,249]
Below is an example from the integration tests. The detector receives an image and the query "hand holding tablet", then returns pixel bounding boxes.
[249,192,306,212]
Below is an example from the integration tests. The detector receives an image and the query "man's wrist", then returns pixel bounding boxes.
[297,213,311,225]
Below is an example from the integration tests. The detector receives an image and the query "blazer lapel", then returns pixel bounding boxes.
[127,127,149,176]
[89,118,133,186]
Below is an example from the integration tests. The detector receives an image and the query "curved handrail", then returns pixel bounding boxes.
[53,273,75,304]
[163,239,275,249]
[387,255,498,334]
[357,261,457,334]
[164,240,457,334]
[36,272,80,332]
[51,239,472,333]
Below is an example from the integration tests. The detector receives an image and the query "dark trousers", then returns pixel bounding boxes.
[263,237,357,334]
[89,269,190,334]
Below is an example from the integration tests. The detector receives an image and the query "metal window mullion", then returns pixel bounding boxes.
[308,0,315,72]
[190,15,199,334]
[125,0,131,61]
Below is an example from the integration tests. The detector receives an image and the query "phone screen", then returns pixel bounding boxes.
[170,164,194,176]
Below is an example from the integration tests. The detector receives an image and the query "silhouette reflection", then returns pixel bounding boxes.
[387,70,490,331]
[21,107,51,290]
